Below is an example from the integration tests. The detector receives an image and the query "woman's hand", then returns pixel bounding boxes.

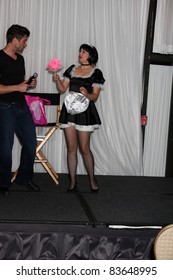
[52,73,68,94]
[80,87,88,97]
[53,73,60,82]
[80,86,101,101]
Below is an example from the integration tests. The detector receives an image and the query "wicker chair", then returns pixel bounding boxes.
[154,224,173,259]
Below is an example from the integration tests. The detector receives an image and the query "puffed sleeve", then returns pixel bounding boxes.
[93,69,105,88]
[63,64,75,79]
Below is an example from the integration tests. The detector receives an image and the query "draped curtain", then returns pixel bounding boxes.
[153,0,173,54]
[143,65,173,176]
[144,0,173,176]
[0,0,150,176]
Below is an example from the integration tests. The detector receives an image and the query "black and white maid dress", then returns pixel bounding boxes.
[59,64,105,130]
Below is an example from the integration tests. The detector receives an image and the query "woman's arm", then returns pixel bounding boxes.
[80,86,101,101]
[53,74,69,94]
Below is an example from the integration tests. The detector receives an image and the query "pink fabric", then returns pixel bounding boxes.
[25,95,51,125]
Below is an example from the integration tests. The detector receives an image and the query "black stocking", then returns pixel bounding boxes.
[78,131,98,190]
[64,127,78,188]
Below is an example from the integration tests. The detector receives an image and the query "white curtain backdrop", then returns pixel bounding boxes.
[143,65,173,176]
[1,0,165,177]
[153,0,173,54]
[143,0,173,176]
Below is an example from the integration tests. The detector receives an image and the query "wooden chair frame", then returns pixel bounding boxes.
[12,93,60,185]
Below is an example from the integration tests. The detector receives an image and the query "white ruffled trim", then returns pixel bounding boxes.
[62,76,69,82]
[92,83,104,90]
[71,65,96,78]
[60,122,100,131]
[63,66,104,89]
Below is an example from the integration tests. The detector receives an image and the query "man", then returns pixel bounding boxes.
[0,24,39,194]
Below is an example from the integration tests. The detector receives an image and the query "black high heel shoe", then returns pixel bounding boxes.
[67,182,77,192]
[90,181,99,193]
[90,178,99,193]
[90,187,99,193]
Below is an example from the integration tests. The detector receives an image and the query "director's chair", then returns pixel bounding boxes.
[12,93,61,185]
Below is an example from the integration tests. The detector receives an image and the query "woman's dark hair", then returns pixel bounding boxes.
[6,24,30,43]
[79,44,98,66]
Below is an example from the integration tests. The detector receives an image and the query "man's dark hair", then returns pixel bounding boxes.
[79,44,98,66]
[6,24,30,43]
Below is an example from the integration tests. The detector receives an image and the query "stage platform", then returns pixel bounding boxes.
[0,173,173,259]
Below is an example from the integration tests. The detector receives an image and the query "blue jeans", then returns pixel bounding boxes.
[0,102,37,187]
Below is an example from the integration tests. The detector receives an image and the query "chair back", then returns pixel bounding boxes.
[25,93,60,126]
[27,92,60,105]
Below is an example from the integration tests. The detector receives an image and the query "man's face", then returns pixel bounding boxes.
[14,35,28,53]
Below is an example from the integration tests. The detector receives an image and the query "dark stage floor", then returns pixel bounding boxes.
[0,173,173,226]
[0,173,173,259]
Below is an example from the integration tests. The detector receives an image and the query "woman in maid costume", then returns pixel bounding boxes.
[53,44,105,192]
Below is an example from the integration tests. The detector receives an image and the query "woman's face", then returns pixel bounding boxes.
[78,48,90,64]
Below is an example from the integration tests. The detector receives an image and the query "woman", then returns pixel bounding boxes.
[53,44,105,192]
